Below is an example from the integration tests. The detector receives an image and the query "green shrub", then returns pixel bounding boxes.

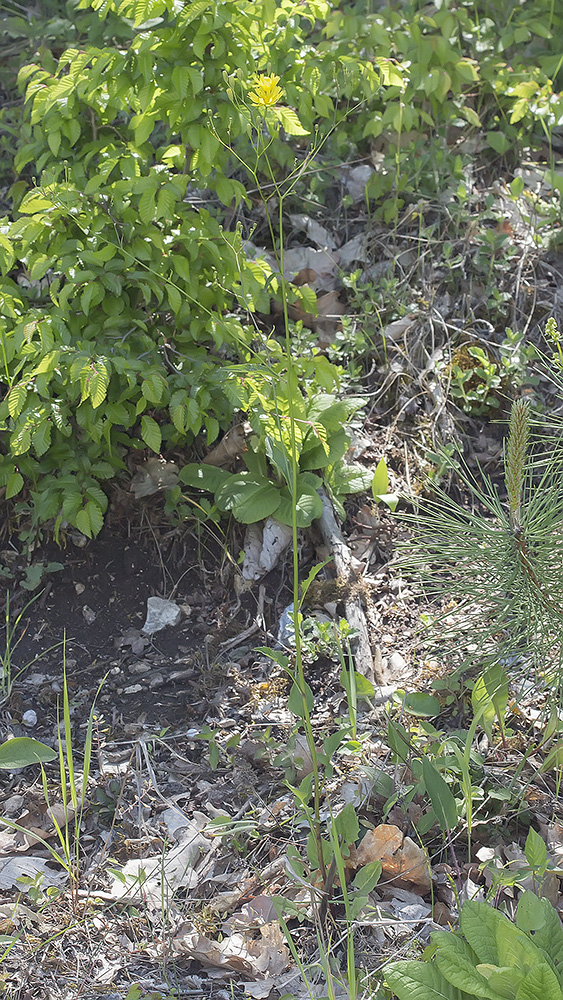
[0,0,560,540]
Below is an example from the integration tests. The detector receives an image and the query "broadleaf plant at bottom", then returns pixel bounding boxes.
[385,892,563,1000]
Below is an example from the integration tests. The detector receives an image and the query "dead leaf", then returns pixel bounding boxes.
[203,423,249,468]
[130,457,179,498]
[350,823,431,892]
[341,163,374,202]
[289,214,337,249]
[242,517,293,581]
[173,920,290,980]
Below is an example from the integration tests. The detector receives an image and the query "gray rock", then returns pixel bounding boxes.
[141,596,182,635]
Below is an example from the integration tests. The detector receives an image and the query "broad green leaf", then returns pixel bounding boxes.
[275,107,309,136]
[75,507,93,538]
[434,933,498,998]
[333,802,359,846]
[0,737,57,769]
[179,463,232,492]
[288,680,314,718]
[517,891,548,934]
[141,415,162,454]
[372,457,389,496]
[89,365,109,409]
[422,757,459,831]
[216,473,281,522]
[402,692,441,717]
[515,962,563,1000]
[525,898,563,984]
[17,190,56,214]
[352,861,381,894]
[232,482,281,523]
[385,959,468,1000]
[524,827,547,871]
[340,668,375,700]
[86,501,104,537]
[167,283,182,313]
[461,901,504,964]
[0,234,15,274]
[496,917,543,972]
[275,481,323,527]
[486,131,512,155]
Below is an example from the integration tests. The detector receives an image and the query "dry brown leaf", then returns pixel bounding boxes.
[130,457,179,498]
[173,920,289,980]
[203,423,249,468]
[350,823,431,893]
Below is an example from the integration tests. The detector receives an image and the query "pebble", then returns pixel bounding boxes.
[22,710,37,728]
[123,684,144,695]
[388,651,406,674]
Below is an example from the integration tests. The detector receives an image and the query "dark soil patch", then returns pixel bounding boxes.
[0,530,267,736]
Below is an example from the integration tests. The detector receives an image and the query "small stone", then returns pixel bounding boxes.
[129,661,151,675]
[75,583,85,595]
[123,684,144,695]
[82,605,96,624]
[388,651,407,674]
[141,596,182,635]
[22,710,37,728]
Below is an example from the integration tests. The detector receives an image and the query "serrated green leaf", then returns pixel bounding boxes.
[141,415,161,453]
[7,384,27,420]
[275,107,309,136]
[0,234,15,274]
[5,472,24,499]
[75,507,93,538]
[89,364,109,409]
[85,501,104,537]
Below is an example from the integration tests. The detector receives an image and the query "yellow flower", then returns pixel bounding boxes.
[248,73,284,109]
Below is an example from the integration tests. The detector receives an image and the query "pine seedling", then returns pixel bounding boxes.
[400,393,563,684]
[505,397,530,531]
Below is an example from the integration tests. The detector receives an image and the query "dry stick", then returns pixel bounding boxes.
[317,488,382,686]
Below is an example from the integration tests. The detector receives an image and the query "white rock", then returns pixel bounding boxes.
[141,596,182,635]
[22,710,37,728]
[388,651,407,674]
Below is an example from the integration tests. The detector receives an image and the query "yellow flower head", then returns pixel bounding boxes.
[248,74,284,109]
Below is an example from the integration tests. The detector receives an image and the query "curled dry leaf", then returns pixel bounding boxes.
[242,518,293,581]
[173,920,290,980]
[130,457,179,498]
[348,823,431,893]
[203,422,250,468]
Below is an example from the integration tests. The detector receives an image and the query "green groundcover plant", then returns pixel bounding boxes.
[385,891,563,1000]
